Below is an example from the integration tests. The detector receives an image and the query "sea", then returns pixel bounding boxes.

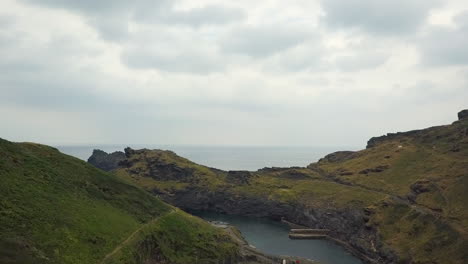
[56,145,358,171]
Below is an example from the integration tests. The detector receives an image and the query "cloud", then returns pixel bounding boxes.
[261,42,327,72]
[419,11,468,66]
[334,52,389,72]
[320,0,440,35]
[121,46,226,74]
[1,0,468,147]
[23,0,245,41]
[221,24,313,58]
[146,5,246,27]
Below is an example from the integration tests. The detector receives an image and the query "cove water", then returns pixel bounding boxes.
[57,144,363,263]
[195,211,363,264]
[56,145,358,171]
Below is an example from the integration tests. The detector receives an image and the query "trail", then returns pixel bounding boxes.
[100,209,176,264]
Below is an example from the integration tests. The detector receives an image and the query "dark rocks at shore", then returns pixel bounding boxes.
[156,186,396,264]
[87,149,126,171]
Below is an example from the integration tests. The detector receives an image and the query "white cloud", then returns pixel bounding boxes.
[419,10,468,66]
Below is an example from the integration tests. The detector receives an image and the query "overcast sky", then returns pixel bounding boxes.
[1,0,467,147]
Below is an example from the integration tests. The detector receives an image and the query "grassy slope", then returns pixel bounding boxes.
[116,150,387,209]
[113,119,468,264]
[314,120,468,263]
[0,138,238,264]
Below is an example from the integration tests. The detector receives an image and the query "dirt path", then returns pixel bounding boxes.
[100,209,176,264]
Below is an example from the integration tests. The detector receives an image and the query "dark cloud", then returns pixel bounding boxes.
[23,0,167,14]
[221,25,312,58]
[419,11,468,66]
[320,0,439,35]
[23,0,245,41]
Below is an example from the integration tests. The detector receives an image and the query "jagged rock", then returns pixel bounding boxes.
[366,130,420,149]
[227,170,252,185]
[121,148,197,181]
[318,151,357,163]
[458,109,468,120]
[359,165,390,174]
[279,169,311,179]
[410,179,432,194]
[124,147,136,157]
[87,149,126,171]
[258,166,302,173]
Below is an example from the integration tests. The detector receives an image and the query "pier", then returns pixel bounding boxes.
[288,229,330,239]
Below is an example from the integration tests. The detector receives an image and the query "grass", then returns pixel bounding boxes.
[233,173,387,208]
[0,138,239,264]
[370,200,468,264]
[110,118,468,264]
[105,210,239,264]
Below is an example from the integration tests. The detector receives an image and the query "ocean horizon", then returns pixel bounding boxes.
[56,144,360,171]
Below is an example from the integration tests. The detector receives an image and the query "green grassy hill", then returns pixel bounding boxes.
[0,138,239,264]
[107,111,468,264]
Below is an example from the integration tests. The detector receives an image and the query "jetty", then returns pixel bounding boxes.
[288,228,330,239]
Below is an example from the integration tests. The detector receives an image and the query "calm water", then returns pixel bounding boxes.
[195,211,363,264]
[56,145,357,171]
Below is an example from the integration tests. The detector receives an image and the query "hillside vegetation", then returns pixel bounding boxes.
[0,138,239,264]
[102,110,468,264]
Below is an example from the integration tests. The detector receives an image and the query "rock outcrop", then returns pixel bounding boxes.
[87,149,126,171]
[458,109,468,120]
[226,171,253,185]
[318,151,357,163]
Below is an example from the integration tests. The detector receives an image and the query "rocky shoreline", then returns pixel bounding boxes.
[88,109,468,264]
[88,150,396,263]
[155,188,395,264]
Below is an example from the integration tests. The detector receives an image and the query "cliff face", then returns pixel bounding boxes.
[92,109,468,264]
[87,149,125,171]
[163,187,392,263]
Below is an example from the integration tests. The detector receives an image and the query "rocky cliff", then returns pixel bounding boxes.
[91,109,468,264]
[87,149,125,171]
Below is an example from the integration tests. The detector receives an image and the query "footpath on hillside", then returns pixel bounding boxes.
[100,209,177,264]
